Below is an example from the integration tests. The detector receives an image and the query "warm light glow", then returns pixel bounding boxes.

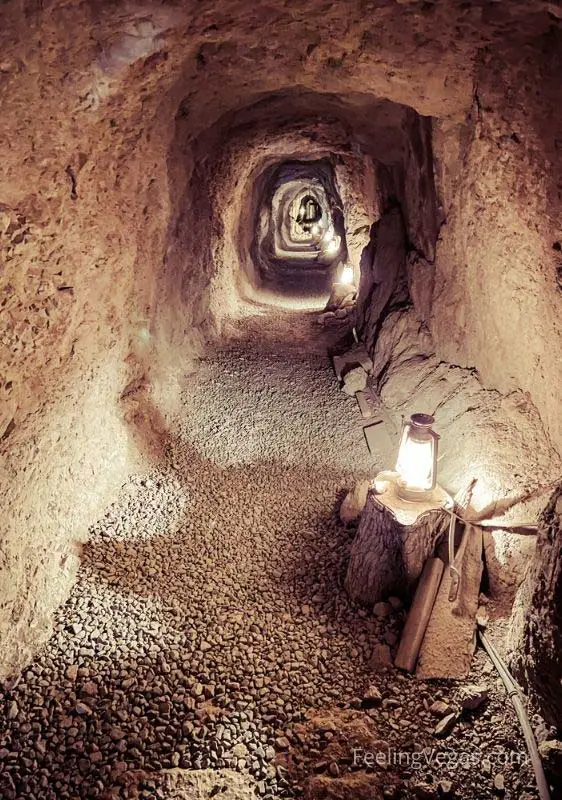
[311,223,321,236]
[396,436,435,490]
[395,413,439,501]
[374,470,397,493]
[341,265,354,284]
[325,238,339,254]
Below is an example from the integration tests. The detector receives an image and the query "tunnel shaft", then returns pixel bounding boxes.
[1,2,562,798]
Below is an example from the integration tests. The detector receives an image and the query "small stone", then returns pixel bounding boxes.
[275,736,290,750]
[66,665,79,681]
[373,602,391,618]
[341,366,368,396]
[7,701,18,720]
[459,684,488,711]
[158,700,171,715]
[429,700,451,717]
[340,293,356,309]
[82,682,98,697]
[434,712,458,738]
[438,779,454,796]
[476,605,489,628]
[362,685,383,708]
[482,758,492,775]
[110,727,126,740]
[339,479,370,524]
[328,762,340,777]
[538,738,562,768]
[75,702,92,716]
[493,773,505,794]
[413,784,436,800]
[388,596,403,610]
[317,311,338,327]
[231,743,248,758]
[78,757,90,774]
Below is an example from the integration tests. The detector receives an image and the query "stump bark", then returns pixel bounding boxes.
[345,485,449,605]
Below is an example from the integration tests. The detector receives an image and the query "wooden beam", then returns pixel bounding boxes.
[394,557,445,672]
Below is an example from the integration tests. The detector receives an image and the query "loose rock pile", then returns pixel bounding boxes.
[0,310,545,799]
[317,280,357,327]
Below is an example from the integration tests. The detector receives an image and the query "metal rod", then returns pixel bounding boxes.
[447,512,460,601]
[478,627,551,800]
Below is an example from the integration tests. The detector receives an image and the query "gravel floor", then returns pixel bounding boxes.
[0,307,544,800]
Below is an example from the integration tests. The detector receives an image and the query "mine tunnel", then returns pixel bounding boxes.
[1,2,562,799]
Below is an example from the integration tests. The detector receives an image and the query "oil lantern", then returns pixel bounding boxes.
[395,413,439,502]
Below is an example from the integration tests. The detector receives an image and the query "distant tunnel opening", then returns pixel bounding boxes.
[252,158,348,296]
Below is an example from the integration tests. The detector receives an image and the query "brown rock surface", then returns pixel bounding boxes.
[160,768,259,799]
[512,486,562,729]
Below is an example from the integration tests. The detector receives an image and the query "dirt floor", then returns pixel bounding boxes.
[0,302,544,800]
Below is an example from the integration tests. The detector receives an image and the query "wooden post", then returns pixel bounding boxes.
[394,557,445,672]
[345,480,451,606]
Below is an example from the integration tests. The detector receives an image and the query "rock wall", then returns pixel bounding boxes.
[432,27,562,453]
[0,6,201,677]
[512,486,562,730]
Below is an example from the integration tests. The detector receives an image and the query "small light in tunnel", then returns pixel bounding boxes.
[311,223,321,236]
[395,413,440,502]
[340,265,354,284]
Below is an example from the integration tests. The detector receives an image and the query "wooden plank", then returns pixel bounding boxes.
[363,420,394,460]
[394,557,445,672]
[356,390,375,419]
[416,523,483,680]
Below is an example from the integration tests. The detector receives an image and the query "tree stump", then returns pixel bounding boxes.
[345,481,451,606]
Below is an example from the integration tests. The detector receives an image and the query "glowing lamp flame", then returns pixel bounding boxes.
[395,413,439,502]
[341,265,354,284]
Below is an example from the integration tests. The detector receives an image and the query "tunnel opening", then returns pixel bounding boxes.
[1,4,562,799]
[253,158,349,299]
[294,194,322,232]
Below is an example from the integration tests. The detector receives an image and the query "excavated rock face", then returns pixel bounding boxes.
[512,487,562,730]
[0,0,561,681]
